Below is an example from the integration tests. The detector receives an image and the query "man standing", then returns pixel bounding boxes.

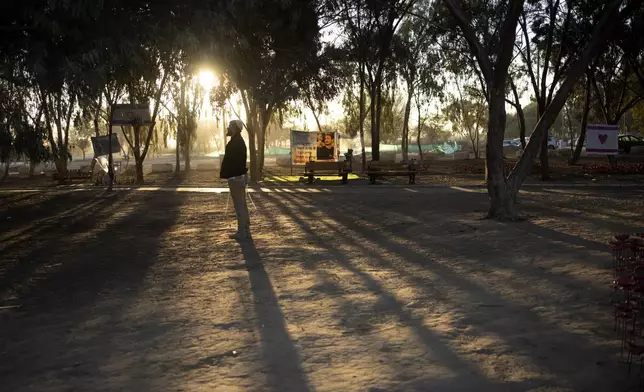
[220,120,251,240]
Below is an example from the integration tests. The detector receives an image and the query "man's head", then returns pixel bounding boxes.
[227,120,244,137]
[323,134,334,147]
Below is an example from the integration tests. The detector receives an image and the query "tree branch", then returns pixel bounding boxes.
[442,0,494,83]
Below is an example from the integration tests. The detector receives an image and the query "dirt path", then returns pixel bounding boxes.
[0,188,642,391]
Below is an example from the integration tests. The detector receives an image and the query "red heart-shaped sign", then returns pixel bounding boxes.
[599,133,608,144]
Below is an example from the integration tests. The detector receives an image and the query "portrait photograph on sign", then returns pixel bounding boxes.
[291,131,339,164]
[316,132,336,161]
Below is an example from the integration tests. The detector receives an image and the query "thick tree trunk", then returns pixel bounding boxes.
[570,76,592,165]
[185,141,191,171]
[486,88,516,220]
[402,82,413,161]
[135,160,144,184]
[29,161,35,177]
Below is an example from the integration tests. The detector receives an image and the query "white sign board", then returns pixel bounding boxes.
[586,124,619,155]
[111,104,152,125]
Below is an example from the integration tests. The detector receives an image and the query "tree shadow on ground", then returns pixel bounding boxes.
[261,191,631,391]
[260,192,546,391]
[0,191,186,392]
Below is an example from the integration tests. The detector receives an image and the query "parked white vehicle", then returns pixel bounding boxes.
[518,136,559,149]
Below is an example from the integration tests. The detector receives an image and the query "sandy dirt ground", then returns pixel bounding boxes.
[1,186,643,391]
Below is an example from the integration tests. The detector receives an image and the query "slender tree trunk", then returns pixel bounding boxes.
[402,81,413,161]
[417,102,423,161]
[510,81,527,151]
[247,124,258,182]
[108,123,115,191]
[0,163,9,185]
[89,94,103,175]
[175,126,181,173]
[241,91,259,183]
[539,120,550,180]
[570,76,592,165]
[359,63,367,172]
[369,82,378,161]
[474,129,481,159]
[373,77,384,161]
[306,93,324,133]
[134,126,144,184]
[566,106,574,154]
[222,107,227,152]
[258,106,271,178]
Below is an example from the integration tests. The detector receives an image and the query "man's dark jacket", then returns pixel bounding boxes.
[220,133,248,179]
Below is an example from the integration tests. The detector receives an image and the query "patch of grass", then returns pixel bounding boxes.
[264,174,361,182]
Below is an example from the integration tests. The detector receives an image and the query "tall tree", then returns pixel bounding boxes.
[445,79,487,158]
[341,0,416,161]
[394,0,441,160]
[207,0,322,182]
[442,0,639,220]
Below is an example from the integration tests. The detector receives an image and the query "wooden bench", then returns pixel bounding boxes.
[151,163,173,173]
[52,169,92,181]
[196,162,218,172]
[303,161,351,184]
[367,161,415,184]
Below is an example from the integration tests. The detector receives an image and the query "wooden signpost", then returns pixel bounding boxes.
[108,104,152,190]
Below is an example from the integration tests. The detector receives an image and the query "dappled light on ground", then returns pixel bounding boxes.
[0,187,642,391]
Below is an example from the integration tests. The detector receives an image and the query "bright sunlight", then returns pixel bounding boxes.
[198,70,216,90]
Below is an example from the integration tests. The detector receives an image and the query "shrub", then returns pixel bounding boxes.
[582,163,644,174]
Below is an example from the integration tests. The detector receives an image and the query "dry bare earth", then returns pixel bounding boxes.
[1,187,643,391]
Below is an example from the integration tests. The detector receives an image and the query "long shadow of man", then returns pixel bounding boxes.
[238,239,311,392]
